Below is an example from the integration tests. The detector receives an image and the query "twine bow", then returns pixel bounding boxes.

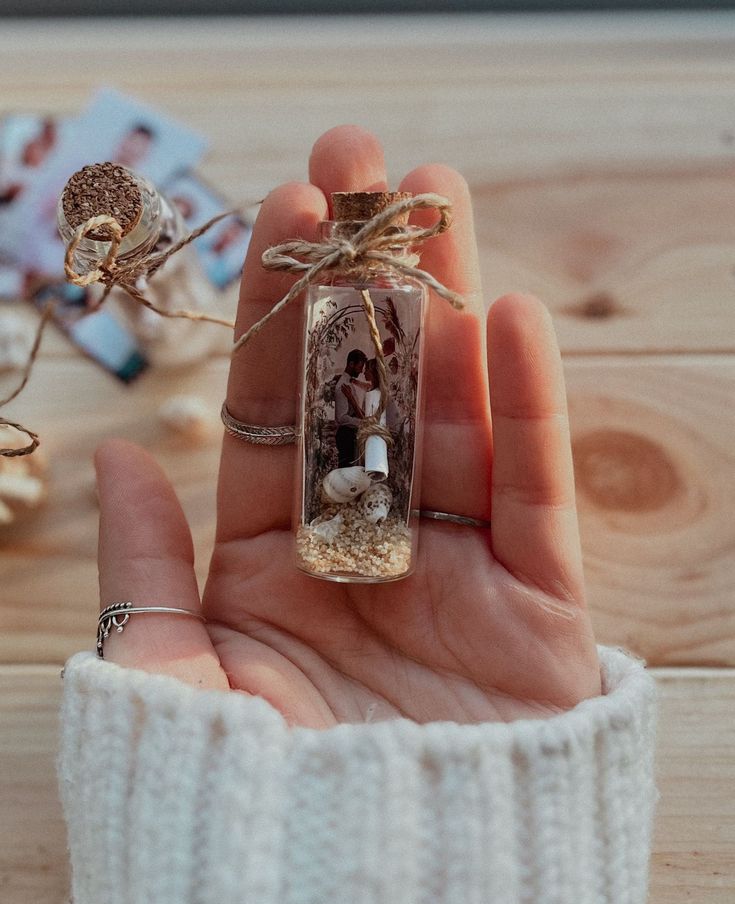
[232,192,464,355]
[233,191,465,459]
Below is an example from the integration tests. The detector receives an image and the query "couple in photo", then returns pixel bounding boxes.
[334,348,388,468]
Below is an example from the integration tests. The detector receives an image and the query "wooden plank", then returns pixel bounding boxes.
[567,357,735,667]
[0,664,731,903]
[0,667,69,904]
[476,165,735,354]
[7,159,734,359]
[0,17,733,352]
[651,669,735,903]
[1,356,732,666]
[0,357,228,664]
[0,15,732,903]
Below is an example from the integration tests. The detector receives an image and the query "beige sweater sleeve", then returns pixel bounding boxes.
[57,645,658,904]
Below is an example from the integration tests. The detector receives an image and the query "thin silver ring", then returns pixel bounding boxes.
[221,402,297,445]
[97,602,205,658]
[219,405,490,528]
[417,509,491,528]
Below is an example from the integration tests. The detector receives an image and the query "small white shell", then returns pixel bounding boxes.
[360,483,393,524]
[158,395,213,444]
[0,472,45,506]
[0,437,48,528]
[0,311,35,373]
[310,512,343,544]
[322,466,371,503]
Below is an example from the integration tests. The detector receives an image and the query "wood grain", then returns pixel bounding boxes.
[0,17,734,353]
[1,15,733,896]
[2,356,732,666]
[651,669,735,903]
[475,166,735,353]
[1,665,731,904]
[567,357,735,667]
[0,357,227,664]
[7,161,734,359]
[0,667,69,904]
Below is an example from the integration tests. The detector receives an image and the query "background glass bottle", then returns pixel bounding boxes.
[294,191,427,583]
[57,162,220,368]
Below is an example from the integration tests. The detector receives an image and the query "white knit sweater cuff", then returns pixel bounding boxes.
[58,645,657,904]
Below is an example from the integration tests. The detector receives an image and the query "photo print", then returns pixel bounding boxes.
[164,172,252,290]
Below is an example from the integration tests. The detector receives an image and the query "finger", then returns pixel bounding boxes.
[96,438,229,689]
[308,123,388,200]
[216,182,327,543]
[398,164,492,521]
[487,294,586,604]
[217,126,388,543]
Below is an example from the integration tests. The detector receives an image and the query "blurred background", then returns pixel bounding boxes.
[1,5,734,903]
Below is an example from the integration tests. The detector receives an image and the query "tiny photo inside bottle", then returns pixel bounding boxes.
[296,282,425,583]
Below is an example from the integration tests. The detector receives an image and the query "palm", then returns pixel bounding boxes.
[204,526,597,729]
[96,127,600,725]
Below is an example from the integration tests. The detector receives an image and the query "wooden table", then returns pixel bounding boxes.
[1,13,733,902]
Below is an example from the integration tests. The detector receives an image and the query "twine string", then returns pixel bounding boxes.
[234,192,464,457]
[0,302,55,457]
[64,210,238,328]
[63,215,124,286]
[355,289,393,456]
[2,207,242,456]
[232,192,464,355]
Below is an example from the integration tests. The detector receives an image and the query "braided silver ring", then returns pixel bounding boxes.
[220,402,297,445]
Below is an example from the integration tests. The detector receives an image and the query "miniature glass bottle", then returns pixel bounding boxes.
[295,191,427,583]
[57,162,220,368]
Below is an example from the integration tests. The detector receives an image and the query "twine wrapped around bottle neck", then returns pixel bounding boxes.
[236,191,465,459]
[232,192,464,355]
[63,211,237,327]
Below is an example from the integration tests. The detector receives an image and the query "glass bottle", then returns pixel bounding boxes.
[295,191,427,583]
[57,162,221,368]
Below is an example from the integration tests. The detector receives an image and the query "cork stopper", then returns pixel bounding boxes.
[332,191,412,225]
[62,162,142,241]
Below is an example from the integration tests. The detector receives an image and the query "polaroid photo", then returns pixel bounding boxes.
[164,172,252,290]
[7,88,208,275]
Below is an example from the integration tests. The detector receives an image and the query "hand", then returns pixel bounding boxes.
[95,126,601,728]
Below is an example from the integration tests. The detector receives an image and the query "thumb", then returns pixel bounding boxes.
[95,438,228,690]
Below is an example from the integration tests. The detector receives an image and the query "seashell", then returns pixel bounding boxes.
[0,310,35,373]
[321,466,371,503]
[310,512,343,544]
[0,432,48,529]
[158,395,213,444]
[360,483,393,524]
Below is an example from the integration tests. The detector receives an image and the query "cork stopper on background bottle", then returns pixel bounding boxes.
[62,162,142,241]
[331,191,412,225]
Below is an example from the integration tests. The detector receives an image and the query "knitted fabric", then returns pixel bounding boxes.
[57,645,657,904]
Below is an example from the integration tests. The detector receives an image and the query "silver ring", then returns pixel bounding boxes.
[220,402,489,528]
[417,509,491,528]
[97,602,206,658]
[221,402,297,445]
